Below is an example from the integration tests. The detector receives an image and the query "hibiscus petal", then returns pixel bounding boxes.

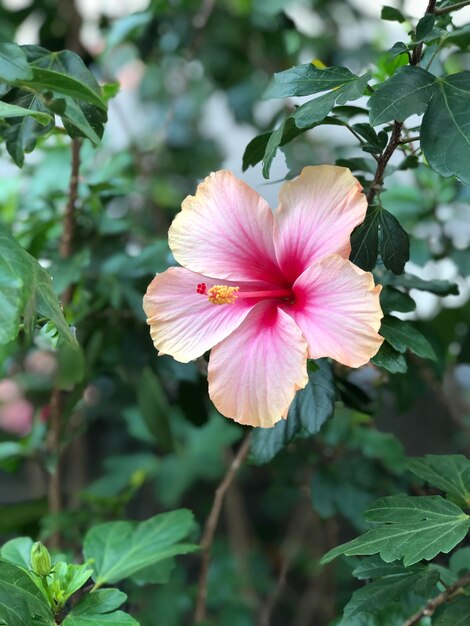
[274,165,367,281]
[169,170,284,284]
[208,303,308,428]
[287,254,383,367]
[143,267,257,363]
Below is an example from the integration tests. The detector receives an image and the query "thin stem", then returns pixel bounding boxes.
[194,434,251,623]
[46,138,82,549]
[435,0,470,15]
[398,136,420,144]
[402,571,470,626]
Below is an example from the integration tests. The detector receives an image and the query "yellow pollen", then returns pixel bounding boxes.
[207,285,239,305]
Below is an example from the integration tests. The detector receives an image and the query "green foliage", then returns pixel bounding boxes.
[83,510,198,586]
[408,455,470,508]
[250,359,336,464]
[435,597,470,625]
[0,560,53,625]
[322,495,470,566]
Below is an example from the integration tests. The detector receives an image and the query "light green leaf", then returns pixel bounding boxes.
[0,225,78,347]
[0,537,33,570]
[49,562,93,606]
[63,612,138,626]
[83,509,198,585]
[369,66,435,126]
[250,360,336,464]
[0,43,32,81]
[0,560,54,625]
[0,101,51,124]
[265,64,360,98]
[63,588,126,616]
[379,315,436,360]
[321,495,470,566]
[408,455,470,508]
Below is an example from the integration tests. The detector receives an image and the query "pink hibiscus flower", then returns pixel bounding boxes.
[143,166,383,428]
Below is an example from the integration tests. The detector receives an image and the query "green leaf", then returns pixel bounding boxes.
[371,342,407,374]
[0,560,54,625]
[350,205,380,271]
[343,563,439,619]
[0,537,33,570]
[83,509,198,585]
[0,42,32,81]
[0,226,78,350]
[265,64,361,98]
[391,273,459,295]
[49,562,93,606]
[369,66,435,126]
[20,46,106,110]
[380,287,416,314]
[421,73,470,184]
[415,14,436,43]
[381,6,405,23]
[0,100,51,124]
[379,209,410,274]
[321,495,470,566]
[293,73,370,129]
[434,597,470,626]
[62,588,138,625]
[2,90,54,167]
[408,455,470,508]
[136,367,174,451]
[379,315,436,360]
[250,360,335,464]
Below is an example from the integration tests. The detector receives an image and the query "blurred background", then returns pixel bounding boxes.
[0,1,469,624]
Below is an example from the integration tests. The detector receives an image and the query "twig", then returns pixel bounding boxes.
[46,138,82,549]
[194,433,251,623]
[367,0,436,206]
[402,571,470,626]
[398,136,420,144]
[435,0,470,15]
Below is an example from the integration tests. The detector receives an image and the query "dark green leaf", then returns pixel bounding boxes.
[380,286,416,314]
[379,315,436,360]
[136,367,174,451]
[0,42,32,81]
[0,560,54,625]
[63,612,137,625]
[379,209,410,274]
[445,24,470,50]
[381,6,405,23]
[264,65,359,99]
[434,597,470,626]
[83,509,198,585]
[415,14,436,42]
[369,66,435,126]
[21,46,106,110]
[343,565,439,619]
[250,360,336,464]
[421,73,470,184]
[391,274,459,295]
[408,455,470,508]
[388,41,409,58]
[352,123,388,153]
[350,205,380,271]
[371,342,407,374]
[321,495,470,566]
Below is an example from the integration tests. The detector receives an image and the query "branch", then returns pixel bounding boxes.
[402,571,470,626]
[367,0,436,206]
[435,0,470,15]
[46,138,82,549]
[194,433,251,623]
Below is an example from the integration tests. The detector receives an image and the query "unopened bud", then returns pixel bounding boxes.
[31,542,52,577]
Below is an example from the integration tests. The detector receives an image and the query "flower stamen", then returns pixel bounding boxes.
[207,285,240,305]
